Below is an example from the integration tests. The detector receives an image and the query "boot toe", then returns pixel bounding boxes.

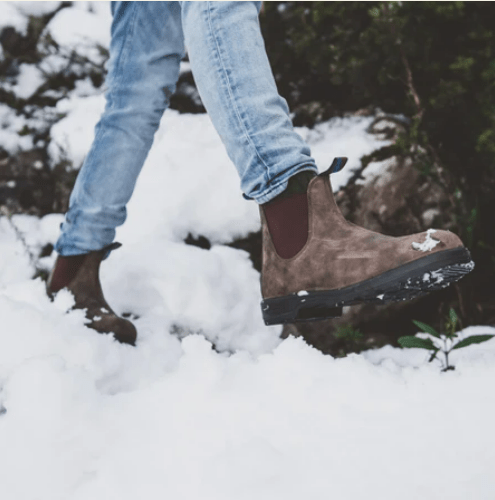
[112,318,138,346]
[90,315,138,346]
[434,229,464,250]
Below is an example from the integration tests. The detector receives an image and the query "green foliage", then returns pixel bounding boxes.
[261,2,495,295]
[411,320,440,338]
[452,335,495,350]
[397,336,436,350]
[398,308,494,371]
[334,325,364,342]
[333,325,366,358]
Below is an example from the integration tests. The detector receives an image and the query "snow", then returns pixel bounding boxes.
[412,229,441,252]
[302,116,394,192]
[38,53,70,75]
[0,2,29,34]
[356,156,397,186]
[48,94,107,169]
[40,1,112,64]
[422,207,441,226]
[180,61,192,74]
[0,217,34,285]
[0,284,494,500]
[1,63,46,99]
[11,1,62,17]
[1,2,494,499]
[0,104,35,153]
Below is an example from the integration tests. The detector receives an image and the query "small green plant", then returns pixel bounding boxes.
[398,308,494,371]
[334,325,365,358]
[334,325,364,342]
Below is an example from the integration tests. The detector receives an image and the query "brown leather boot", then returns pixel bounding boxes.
[259,157,475,325]
[46,242,137,345]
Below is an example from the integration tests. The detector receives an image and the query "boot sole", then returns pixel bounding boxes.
[261,247,474,326]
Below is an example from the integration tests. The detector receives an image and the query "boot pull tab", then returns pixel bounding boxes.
[319,157,348,176]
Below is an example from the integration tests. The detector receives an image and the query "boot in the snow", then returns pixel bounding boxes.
[46,243,137,345]
[259,157,474,325]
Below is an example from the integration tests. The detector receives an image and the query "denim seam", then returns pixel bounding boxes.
[205,1,270,184]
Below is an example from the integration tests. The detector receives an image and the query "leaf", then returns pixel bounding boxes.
[428,348,440,363]
[449,308,458,326]
[412,320,441,338]
[398,336,437,350]
[452,335,495,350]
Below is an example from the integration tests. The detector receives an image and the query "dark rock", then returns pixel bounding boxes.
[0,27,27,58]
[40,243,54,257]
[184,233,211,250]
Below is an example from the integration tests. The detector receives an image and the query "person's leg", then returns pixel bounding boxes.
[180,2,474,326]
[48,2,185,344]
[180,1,318,205]
[54,1,185,258]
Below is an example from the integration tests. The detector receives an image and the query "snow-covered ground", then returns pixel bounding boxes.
[1,2,495,499]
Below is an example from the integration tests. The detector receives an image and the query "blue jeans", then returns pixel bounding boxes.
[55,1,318,257]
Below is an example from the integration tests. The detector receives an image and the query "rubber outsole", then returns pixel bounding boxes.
[261,247,474,326]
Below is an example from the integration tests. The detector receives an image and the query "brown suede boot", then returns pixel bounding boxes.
[260,157,475,325]
[46,242,137,345]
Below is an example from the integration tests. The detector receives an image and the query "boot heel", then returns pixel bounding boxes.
[261,293,342,325]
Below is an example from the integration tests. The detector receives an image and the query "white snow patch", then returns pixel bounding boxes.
[412,229,440,252]
[301,115,394,192]
[12,1,62,17]
[461,261,475,271]
[0,217,34,285]
[48,94,106,168]
[0,104,34,153]
[118,110,261,245]
[422,208,440,226]
[71,76,101,97]
[0,3,29,34]
[356,156,397,187]
[1,63,45,99]
[0,214,64,285]
[422,270,444,284]
[180,61,192,74]
[0,295,494,500]
[431,270,444,283]
[38,53,69,75]
[41,1,112,64]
